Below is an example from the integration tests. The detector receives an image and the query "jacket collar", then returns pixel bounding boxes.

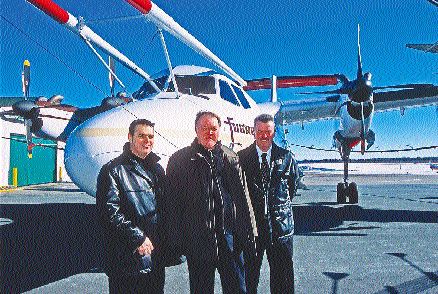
[122,142,161,168]
[190,138,222,159]
[247,142,283,169]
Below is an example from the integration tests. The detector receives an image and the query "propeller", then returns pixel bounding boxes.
[299,25,373,154]
[20,60,35,158]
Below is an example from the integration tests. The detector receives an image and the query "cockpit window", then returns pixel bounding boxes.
[232,85,251,109]
[133,75,168,99]
[168,76,216,95]
[219,80,240,106]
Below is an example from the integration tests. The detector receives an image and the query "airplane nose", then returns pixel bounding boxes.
[64,124,105,197]
[64,109,131,196]
[12,100,40,119]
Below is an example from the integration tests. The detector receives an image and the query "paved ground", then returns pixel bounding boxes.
[1,173,437,294]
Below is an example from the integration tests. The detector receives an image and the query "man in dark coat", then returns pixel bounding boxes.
[96,119,166,294]
[238,114,298,294]
[166,111,257,294]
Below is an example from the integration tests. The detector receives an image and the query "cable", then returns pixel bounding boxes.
[0,136,64,150]
[87,15,143,24]
[288,142,438,153]
[1,14,106,96]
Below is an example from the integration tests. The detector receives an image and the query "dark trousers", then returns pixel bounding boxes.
[245,237,294,294]
[108,267,165,294]
[187,233,246,294]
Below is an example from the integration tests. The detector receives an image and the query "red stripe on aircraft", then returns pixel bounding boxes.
[244,75,338,91]
[28,0,69,24]
[278,76,338,88]
[349,140,360,149]
[126,0,152,14]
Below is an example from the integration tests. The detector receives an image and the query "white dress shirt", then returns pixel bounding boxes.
[256,145,272,168]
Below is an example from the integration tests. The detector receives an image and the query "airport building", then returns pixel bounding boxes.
[0,98,70,188]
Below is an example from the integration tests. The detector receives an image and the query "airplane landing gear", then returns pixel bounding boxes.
[336,145,359,204]
[337,181,358,204]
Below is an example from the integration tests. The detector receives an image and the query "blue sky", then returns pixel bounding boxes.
[1,0,437,160]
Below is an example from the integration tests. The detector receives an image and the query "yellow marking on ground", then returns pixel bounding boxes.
[0,186,20,193]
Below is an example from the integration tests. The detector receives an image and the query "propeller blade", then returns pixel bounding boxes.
[373,83,435,90]
[25,119,35,158]
[357,24,363,80]
[22,60,30,99]
[244,75,339,91]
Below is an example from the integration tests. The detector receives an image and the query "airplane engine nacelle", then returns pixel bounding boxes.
[101,97,126,108]
[12,100,40,119]
[346,101,373,120]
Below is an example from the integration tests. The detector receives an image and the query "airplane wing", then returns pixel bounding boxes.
[275,95,340,124]
[245,75,341,124]
[427,0,438,7]
[274,84,438,124]
[406,43,438,53]
[244,75,339,91]
[373,84,438,112]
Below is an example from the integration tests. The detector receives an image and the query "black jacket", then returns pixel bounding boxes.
[238,143,298,244]
[166,140,257,261]
[96,143,166,276]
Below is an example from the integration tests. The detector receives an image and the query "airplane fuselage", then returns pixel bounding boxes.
[64,67,272,195]
[65,94,260,195]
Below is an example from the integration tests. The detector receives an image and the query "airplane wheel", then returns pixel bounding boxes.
[348,182,358,204]
[337,183,347,204]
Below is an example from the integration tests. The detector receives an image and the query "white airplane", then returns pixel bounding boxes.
[5,0,438,204]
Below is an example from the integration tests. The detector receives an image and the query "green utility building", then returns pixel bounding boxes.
[8,134,57,186]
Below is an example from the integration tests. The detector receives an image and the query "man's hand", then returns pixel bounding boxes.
[137,237,154,256]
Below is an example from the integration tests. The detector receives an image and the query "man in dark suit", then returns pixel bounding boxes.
[166,111,257,294]
[238,114,298,294]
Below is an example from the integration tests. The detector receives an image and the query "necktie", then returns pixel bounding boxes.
[261,153,270,217]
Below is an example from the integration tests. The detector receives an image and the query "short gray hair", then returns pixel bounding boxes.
[254,114,274,127]
[195,111,222,128]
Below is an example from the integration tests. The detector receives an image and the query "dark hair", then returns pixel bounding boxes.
[254,113,274,126]
[195,111,222,128]
[129,119,155,135]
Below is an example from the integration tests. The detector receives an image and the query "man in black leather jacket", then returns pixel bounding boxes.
[166,111,257,294]
[238,114,298,294]
[96,119,166,294]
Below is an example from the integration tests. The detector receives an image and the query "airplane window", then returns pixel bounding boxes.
[168,76,216,95]
[133,75,168,99]
[232,85,251,109]
[219,80,240,106]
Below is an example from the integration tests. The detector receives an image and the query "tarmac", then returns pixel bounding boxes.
[1,173,437,294]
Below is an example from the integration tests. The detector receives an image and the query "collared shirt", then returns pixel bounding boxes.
[256,144,272,168]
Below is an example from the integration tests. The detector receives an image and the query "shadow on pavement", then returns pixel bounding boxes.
[1,202,437,292]
[293,205,438,235]
[23,187,83,193]
[0,203,103,293]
